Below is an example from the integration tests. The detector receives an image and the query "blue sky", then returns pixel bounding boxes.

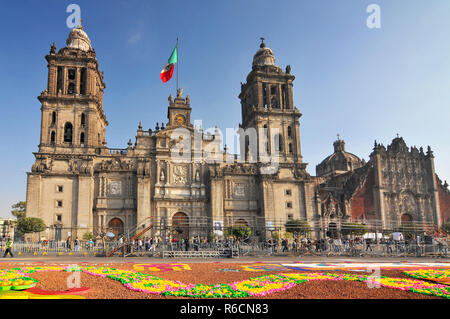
[0,0,449,218]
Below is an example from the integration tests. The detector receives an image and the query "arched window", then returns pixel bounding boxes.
[287,126,292,137]
[51,112,56,125]
[289,143,293,154]
[263,125,269,154]
[81,113,86,127]
[80,132,85,145]
[234,219,248,227]
[50,131,56,144]
[271,97,279,109]
[277,134,283,152]
[64,122,73,143]
[67,82,75,95]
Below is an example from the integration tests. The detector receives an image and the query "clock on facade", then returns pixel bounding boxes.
[175,115,185,125]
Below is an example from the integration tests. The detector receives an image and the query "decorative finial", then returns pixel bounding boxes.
[50,42,56,54]
[260,37,266,48]
[396,133,399,138]
[337,133,340,141]
[177,87,183,98]
[78,18,83,29]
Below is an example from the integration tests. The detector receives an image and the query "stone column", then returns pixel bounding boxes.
[210,178,224,237]
[257,82,263,108]
[373,153,387,229]
[48,64,57,95]
[277,84,283,109]
[75,68,80,95]
[425,153,442,226]
[137,176,152,228]
[76,175,94,236]
[62,67,67,95]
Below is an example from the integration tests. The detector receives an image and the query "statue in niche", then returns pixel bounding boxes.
[195,169,200,182]
[160,169,166,182]
[50,42,56,54]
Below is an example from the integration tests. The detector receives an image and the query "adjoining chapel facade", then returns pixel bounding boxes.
[25,25,450,242]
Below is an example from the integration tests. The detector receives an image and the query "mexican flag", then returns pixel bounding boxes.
[160,45,178,83]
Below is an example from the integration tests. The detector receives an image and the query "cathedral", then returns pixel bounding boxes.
[25,25,450,242]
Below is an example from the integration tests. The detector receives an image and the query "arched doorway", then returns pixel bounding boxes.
[401,214,413,224]
[234,219,248,227]
[108,218,124,239]
[327,222,338,239]
[172,212,189,241]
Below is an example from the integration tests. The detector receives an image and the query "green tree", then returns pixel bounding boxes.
[225,225,251,243]
[340,222,368,237]
[17,217,46,241]
[82,231,94,241]
[11,201,26,219]
[284,219,311,236]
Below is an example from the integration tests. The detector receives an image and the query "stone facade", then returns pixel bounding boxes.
[315,137,450,237]
[25,27,450,242]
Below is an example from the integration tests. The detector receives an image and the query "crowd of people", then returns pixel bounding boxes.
[265,236,448,256]
[2,233,448,257]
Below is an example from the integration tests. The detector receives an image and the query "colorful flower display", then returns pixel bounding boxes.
[0,265,448,299]
[404,269,450,285]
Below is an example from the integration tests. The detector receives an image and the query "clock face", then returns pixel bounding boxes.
[175,115,185,125]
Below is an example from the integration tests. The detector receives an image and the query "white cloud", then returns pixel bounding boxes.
[128,32,142,44]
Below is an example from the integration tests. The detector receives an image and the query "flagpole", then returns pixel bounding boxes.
[176,37,179,94]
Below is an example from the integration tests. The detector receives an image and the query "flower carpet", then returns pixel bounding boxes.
[0,265,448,299]
[404,269,450,285]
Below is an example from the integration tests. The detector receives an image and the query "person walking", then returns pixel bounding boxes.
[66,236,72,251]
[365,238,373,252]
[74,237,80,252]
[3,238,13,258]
[386,238,393,254]
[138,239,143,252]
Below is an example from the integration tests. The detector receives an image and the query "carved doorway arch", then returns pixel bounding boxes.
[172,212,189,241]
[108,218,124,238]
[234,219,249,227]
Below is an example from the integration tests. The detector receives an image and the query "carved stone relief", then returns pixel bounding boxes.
[173,165,187,184]
[108,181,122,196]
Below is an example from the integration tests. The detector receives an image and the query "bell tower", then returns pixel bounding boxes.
[239,39,303,164]
[37,23,108,153]
[166,88,193,129]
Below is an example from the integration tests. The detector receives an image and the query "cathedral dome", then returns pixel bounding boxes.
[316,139,362,177]
[66,26,92,51]
[252,40,276,67]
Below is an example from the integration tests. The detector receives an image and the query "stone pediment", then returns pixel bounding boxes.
[97,158,134,172]
[222,164,257,175]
